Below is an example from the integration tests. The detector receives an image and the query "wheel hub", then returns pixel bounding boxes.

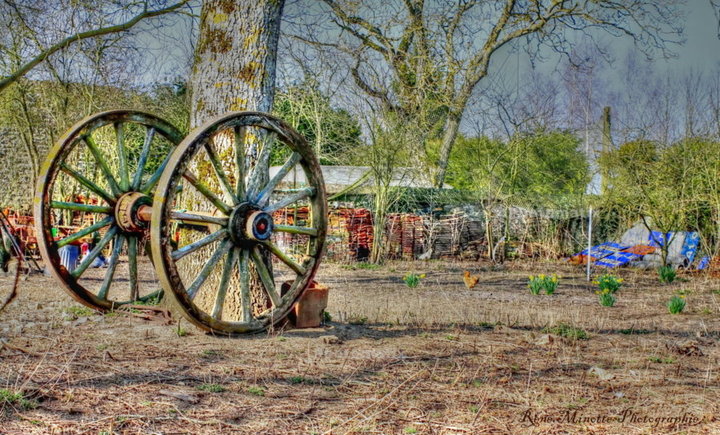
[115,192,152,233]
[229,202,274,245]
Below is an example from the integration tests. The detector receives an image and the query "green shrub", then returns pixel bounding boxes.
[594,274,623,293]
[596,289,616,307]
[543,322,588,340]
[0,389,36,410]
[402,273,425,288]
[196,384,225,393]
[528,274,559,295]
[667,295,686,314]
[247,386,265,396]
[658,265,677,283]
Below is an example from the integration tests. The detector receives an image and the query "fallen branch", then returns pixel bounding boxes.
[0,255,22,314]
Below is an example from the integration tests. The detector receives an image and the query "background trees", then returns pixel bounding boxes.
[0,0,718,264]
[273,80,362,165]
[288,0,685,187]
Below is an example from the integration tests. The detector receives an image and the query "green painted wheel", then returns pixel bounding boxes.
[150,112,328,334]
[34,110,184,310]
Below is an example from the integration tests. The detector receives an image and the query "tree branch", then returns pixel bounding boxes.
[0,0,190,93]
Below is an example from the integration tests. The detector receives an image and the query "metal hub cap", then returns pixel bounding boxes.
[229,203,274,244]
[115,192,151,233]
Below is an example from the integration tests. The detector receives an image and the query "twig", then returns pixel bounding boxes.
[0,254,22,314]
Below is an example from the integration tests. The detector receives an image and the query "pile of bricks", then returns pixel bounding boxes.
[343,208,373,261]
[386,214,424,260]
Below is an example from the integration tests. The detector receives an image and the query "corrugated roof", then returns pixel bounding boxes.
[268,165,452,194]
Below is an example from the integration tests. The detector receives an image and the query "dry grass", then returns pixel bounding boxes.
[0,259,718,434]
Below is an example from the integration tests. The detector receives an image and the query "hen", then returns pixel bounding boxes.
[463,271,480,289]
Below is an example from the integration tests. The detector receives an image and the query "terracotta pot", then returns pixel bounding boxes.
[281,280,329,328]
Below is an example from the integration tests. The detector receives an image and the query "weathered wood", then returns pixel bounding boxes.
[98,235,125,300]
[255,152,301,206]
[150,112,328,334]
[205,139,239,205]
[128,236,139,300]
[187,240,233,300]
[132,127,156,190]
[56,217,113,248]
[266,187,315,213]
[115,122,130,191]
[36,110,183,312]
[71,227,118,278]
[171,229,228,261]
[169,211,229,227]
[59,164,115,204]
[234,126,247,199]
[141,151,173,194]
[211,247,238,319]
[238,248,252,322]
[251,246,279,307]
[262,240,306,275]
[83,135,122,197]
[51,201,112,214]
[246,131,277,199]
[273,224,318,236]
[182,171,233,215]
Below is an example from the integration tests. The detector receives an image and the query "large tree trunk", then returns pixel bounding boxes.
[191,1,284,122]
[434,110,461,188]
[186,0,284,321]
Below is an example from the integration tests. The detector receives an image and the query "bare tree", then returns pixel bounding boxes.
[288,0,684,187]
[0,0,192,93]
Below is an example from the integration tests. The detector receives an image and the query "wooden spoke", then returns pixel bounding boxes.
[132,127,156,190]
[262,240,306,275]
[273,224,318,237]
[186,239,233,300]
[115,122,130,191]
[56,217,113,248]
[97,235,125,300]
[169,211,229,227]
[234,126,247,199]
[265,187,315,213]
[128,236,139,301]
[71,227,118,278]
[251,246,280,308]
[59,164,115,204]
[51,201,113,214]
[83,135,122,197]
[211,247,238,320]
[183,171,233,215]
[238,248,252,322]
[171,229,228,261]
[255,152,301,206]
[246,131,277,199]
[205,139,238,205]
[140,151,173,194]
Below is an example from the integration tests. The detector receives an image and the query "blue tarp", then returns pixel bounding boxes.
[575,242,628,259]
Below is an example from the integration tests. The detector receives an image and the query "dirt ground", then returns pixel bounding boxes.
[0,259,719,434]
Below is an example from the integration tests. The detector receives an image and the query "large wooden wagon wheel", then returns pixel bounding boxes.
[35,110,184,310]
[150,112,327,334]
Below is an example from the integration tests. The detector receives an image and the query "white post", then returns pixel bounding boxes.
[586,207,593,281]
